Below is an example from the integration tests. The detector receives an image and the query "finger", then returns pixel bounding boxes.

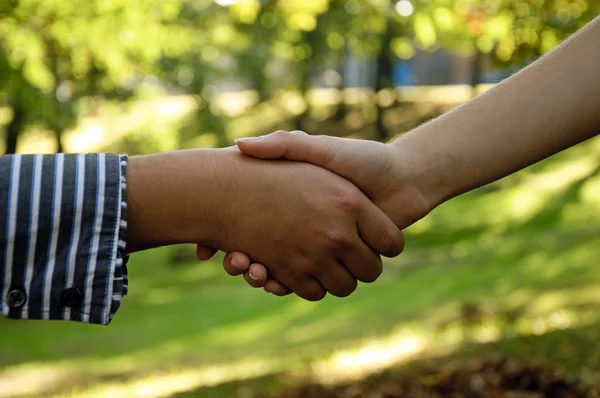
[266,262,327,301]
[313,261,358,298]
[222,252,251,276]
[284,275,327,302]
[357,197,405,258]
[243,263,268,288]
[237,261,289,294]
[196,245,218,261]
[264,279,292,296]
[235,130,338,167]
[338,239,383,284]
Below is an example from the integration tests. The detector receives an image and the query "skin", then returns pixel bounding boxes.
[126,147,404,300]
[212,16,600,295]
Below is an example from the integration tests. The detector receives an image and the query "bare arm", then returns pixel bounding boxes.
[397,15,600,208]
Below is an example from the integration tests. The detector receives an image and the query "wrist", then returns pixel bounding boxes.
[389,127,457,213]
[125,150,222,253]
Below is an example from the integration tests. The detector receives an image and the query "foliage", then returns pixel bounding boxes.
[0,0,205,152]
[2,0,598,152]
[418,0,600,64]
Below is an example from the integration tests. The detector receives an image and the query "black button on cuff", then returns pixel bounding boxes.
[60,287,83,309]
[6,289,27,309]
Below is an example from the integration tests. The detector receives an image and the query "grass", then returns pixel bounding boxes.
[3,106,600,397]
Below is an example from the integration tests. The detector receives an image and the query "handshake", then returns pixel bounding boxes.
[127,130,433,301]
[128,17,600,301]
[216,131,438,299]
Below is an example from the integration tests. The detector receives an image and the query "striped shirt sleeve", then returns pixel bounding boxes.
[0,153,129,325]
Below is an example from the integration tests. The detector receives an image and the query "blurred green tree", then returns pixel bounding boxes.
[407,0,600,91]
[0,0,203,153]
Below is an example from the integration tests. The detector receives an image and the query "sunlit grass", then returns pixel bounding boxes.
[4,213,600,397]
[4,299,595,398]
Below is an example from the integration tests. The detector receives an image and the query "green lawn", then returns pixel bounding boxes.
[2,135,600,398]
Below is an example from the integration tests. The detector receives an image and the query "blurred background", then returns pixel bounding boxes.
[1,0,600,397]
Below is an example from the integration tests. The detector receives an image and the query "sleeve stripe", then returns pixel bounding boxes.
[2,155,21,316]
[21,154,44,319]
[63,154,86,321]
[101,156,123,324]
[81,154,106,323]
[41,154,64,319]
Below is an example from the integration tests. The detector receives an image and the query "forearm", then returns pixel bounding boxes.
[126,149,227,253]
[395,16,600,209]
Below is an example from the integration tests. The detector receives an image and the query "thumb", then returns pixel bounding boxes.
[235,130,337,167]
[195,245,218,261]
[236,130,393,200]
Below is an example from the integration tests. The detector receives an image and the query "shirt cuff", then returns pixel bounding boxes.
[104,154,130,324]
[0,153,130,325]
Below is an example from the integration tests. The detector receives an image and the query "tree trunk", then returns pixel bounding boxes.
[54,130,64,153]
[248,3,271,104]
[5,103,24,155]
[293,9,328,132]
[248,56,270,104]
[293,64,310,131]
[333,47,347,122]
[470,45,483,98]
[374,18,394,142]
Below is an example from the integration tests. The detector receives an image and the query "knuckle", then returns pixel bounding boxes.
[359,258,383,283]
[323,229,352,250]
[272,130,290,139]
[335,190,362,216]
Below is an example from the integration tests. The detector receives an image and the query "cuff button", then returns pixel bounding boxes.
[60,287,83,309]
[6,289,27,309]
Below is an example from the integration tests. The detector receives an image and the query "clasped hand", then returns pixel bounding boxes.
[196,130,432,299]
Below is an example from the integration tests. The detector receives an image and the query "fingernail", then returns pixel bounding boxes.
[249,269,259,280]
[235,136,263,143]
[231,257,241,270]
